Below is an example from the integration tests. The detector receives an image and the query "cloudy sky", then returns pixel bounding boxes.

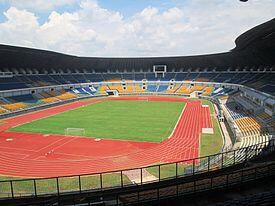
[0,0,274,57]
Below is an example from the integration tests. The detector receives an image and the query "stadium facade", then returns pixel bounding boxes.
[0,18,274,206]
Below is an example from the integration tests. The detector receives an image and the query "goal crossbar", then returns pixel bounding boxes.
[65,128,85,136]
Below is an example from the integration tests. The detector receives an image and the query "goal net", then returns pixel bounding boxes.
[65,128,85,136]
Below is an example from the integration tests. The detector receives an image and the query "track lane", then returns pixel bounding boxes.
[0,96,213,178]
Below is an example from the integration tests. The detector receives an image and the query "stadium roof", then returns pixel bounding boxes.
[0,18,274,72]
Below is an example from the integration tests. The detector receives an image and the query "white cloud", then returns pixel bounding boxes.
[0,0,274,57]
[0,7,39,47]
[0,0,77,12]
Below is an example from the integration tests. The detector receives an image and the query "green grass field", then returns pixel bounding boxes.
[0,98,224,197]
[0,173,132,198]
[200,99,223,156]
[146,99,224,178]
[11,100,185,142]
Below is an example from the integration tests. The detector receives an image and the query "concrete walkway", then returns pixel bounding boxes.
[123,169,158,184]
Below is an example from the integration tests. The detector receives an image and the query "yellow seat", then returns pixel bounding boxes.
[202,87,214,96]
[235,117,266,136]
[177,86,190,94]
[109,85,124,93]
[98,85,109,94]
[2,103,27,111]
[0,108,6,114]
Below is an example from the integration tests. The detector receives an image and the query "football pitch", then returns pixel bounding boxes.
[11,100,185,142]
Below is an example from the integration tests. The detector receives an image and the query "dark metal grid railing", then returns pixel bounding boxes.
[0,139,274,200]
[118,162,275,206]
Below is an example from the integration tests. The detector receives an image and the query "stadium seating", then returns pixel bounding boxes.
[73,88,88,95]
[192,85,205,92]
[56,92,77,101]
[8,94,42,106]
[121,73,134,80]
[0,99,6,104]
[84,73,104,82]
[195,73,218,82]
[37,81,51,87]
[202,86,214,96]
[0,72,274,96]
[261,84,275,95]
[0,107,6,114]
[174,73,187,81]
[145,73,156,80]
[161,72,175,81]
[108,85,124,93]
[98,85,110,94]
[235,117,266,136]
[134,84,145,93]
[41,97,59,104]
[239,134,269,149]
[221,97,270,152]
[102,73,122,81]
[49,90,58,97]
[120,84,134,93]
[234,95,259,112]
[37,92,59,103]
[0,88,83,114]
[258,112,272,122]
[223,102,245,120]
[147,84,158,92]
[157,85,168,92]
[177,85,190,94]
[2,103,27,111]
[166,84,181,93]
[270,121,275,130]
[212,72,232,82]
[134,73,145,81]
[184,73,200,81]
[0,19,274,206]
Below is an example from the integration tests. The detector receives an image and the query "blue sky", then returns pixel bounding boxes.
[0,0,274,57]
[0,0,184,23]
[99,0,183,17]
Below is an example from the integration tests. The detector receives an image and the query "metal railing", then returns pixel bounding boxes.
[118,161,275,205]
[0,139,274,200]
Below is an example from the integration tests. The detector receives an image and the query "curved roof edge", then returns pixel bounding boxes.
[0,18,274,72]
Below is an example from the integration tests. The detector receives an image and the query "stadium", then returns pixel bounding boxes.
[0,2,274,206]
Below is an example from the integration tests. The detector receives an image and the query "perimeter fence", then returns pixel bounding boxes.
[0,139,274,199]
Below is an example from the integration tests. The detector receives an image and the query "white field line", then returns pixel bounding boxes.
[1,151,29,157]
[8,98,185,160]
[31,138,76,160]
[8,100,103,129]
[0,146,35,152]
[48,138,76,151]
[22,136,69,159]
[167,102,187,139]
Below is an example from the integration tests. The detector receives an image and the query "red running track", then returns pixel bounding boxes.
[0,96,213,178]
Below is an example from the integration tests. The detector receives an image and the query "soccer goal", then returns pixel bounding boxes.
[65,128,85,136]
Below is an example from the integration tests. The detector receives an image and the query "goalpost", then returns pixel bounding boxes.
[65,128,85,136]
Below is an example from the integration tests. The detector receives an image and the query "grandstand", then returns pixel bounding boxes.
[0,18,274,206]
[0,71,274,96]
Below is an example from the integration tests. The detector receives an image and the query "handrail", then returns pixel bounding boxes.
[0,139,274,199]
[0,92,273,199]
